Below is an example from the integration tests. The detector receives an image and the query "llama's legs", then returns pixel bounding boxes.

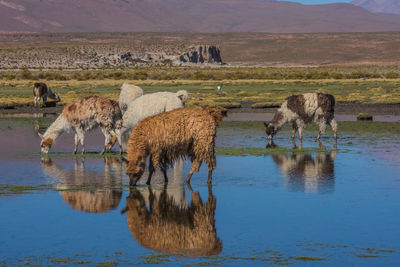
[73,133,79,154]
[291,122,298,139]
[185,159,202,184]
[42,95,47,107]
[119,127,130,153]
[298,126,304,141]
[100,128,112,155]
[207,169,213,184]
[75,129,85,154]
[187,183,201,206]
[317,139,326,150]
[317,121,327,141]
[207,153,217,184]
[80,137,85,154]
[146,158,154,185]
[296,119,304,141]
[161,165,168,184]
[329,118,338,140]
[115,128,123,155]
[291,139,297,149]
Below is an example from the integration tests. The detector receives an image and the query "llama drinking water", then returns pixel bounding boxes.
[264,93,338,141]
[39,96,122,154]
[126,107,223,186]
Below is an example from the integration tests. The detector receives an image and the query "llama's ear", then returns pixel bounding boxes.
[38,133,44,140]
[263,122,269,128]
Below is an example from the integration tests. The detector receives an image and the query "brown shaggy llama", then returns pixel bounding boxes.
[122,185,222,256]
[33,82,61,107]
[126,107,223,186]
[264,93,337,141]
[39,96,122,154]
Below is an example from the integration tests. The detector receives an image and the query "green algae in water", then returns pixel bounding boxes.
[96,261,119,267]
[291,256,325,261]
[355,254,379,258]
[141,254,172,264]
[216,146,328,156]
[222,120,400,135]
[50,257,71,264]
[0,184,53,195]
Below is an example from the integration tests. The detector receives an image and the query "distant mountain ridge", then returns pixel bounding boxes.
[352,0,400,15]
[2,0,400,33]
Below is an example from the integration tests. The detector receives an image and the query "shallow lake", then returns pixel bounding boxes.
[1,114,400,266]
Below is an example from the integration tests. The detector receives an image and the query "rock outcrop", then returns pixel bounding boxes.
[179,45,223,64]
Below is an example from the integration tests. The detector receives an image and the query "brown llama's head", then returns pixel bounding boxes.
[264,122,276,140]
[126,152,146,186]
[107,133,118,150]
[38,133,53,154]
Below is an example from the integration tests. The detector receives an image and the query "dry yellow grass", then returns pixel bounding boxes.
[1,78,400,109]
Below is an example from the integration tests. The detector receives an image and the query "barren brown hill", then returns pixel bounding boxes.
[2,0,400,33]
[0,0,195,32]
[1,32,400,67]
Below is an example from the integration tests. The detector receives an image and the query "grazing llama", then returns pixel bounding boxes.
[33,82,61,107]
[264,93,338,141]
[39,96,122,154]
[126,107,223,186]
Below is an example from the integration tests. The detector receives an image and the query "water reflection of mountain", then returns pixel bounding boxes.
[123,185,222,256]
[272,150,336,194]
[41,157,124,213]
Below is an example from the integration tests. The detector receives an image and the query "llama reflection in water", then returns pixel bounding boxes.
[270,141,337,194]
[41,157,124,213]
[121,185,222,256]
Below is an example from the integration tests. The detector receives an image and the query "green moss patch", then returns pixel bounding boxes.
[216,147,327,156]
[0,184,52,195]
[291,256,325,261]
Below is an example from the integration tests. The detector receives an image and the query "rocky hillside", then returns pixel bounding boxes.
[3,32,400,68]
[179,46,223,64]
[352,0,400,15]
[0,37,223,68]
[2,0,400,33]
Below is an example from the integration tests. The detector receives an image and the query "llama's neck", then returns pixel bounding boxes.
[43,114,69,141]
[47,88,56,99]
[271,110,288,132]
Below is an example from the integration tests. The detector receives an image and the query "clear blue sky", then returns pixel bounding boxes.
[277,0,351,4]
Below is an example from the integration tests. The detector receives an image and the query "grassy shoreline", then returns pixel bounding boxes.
[1,77,400,109]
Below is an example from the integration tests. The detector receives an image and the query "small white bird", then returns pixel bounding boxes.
[217,85,222,91]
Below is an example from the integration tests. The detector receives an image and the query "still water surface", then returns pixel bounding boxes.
[1,116,400,265]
